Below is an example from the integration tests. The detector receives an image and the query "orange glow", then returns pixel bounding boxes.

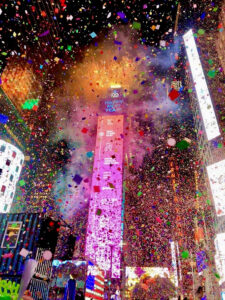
[1,62,41,112]
[63,39,146,103]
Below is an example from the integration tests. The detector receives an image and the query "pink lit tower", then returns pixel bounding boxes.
[85,85,125,278]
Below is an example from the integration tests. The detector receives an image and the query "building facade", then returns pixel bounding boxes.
[0,213,60,300]
[183,22,225,298]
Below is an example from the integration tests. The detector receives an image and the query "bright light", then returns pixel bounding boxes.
[207,159,225,216]
[0,140,24,213]
[170,241,179,287]
[85,115,124,278]
[214,233,225,285]
[183,29,220,141]
[110,84,121,88]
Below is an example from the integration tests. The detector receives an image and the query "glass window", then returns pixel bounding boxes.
[1,222,22,248]
[1,185,6,194]
[6,159,11,166]
[12,151,16,158]
[0,169,2,176]
[0,145,6,152]
[10,174,13,182]
[16,166,19,172]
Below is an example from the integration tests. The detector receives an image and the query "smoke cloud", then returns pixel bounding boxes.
[51,27,182,222]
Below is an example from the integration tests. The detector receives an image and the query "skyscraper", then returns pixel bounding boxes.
[86,87,124,278]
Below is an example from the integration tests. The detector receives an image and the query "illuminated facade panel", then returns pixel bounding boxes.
[85,115,124,278]
[207,159,225,216]
[183,29,220,141]
[214,233,225,285]
[0,140,24,213]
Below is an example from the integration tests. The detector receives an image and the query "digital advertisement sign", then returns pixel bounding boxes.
[85,115,124,278]
[214,233,225,285]
[183,29,220,141]
[0,140,24,213]
[207,159,225,216]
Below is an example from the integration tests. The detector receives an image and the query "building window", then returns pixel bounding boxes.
[6,159,11,166]
[1,185,6,194]
[1,222,22,248]
[15,166,19,172]
[10,174,13,182]
[0,145,6,152]
[12,151,16,158]
[0,169,2,176]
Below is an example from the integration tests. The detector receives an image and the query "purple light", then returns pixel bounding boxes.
[85,115,124,278]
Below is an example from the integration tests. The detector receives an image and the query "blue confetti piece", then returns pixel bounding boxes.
[200,12,206,19]
[0,114,9,124]
[117,11,126,19]
[73,174,83,185]
[86,151,93,158]
[90,32,97,38]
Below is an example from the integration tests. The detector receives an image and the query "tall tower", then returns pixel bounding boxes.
[85,86,124,278]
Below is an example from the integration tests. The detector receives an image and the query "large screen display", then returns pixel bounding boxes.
[214,233,225,285]
[0,140,24,213]
[85,115,124,278]
[183,29,220,141]
[207,159,225,216]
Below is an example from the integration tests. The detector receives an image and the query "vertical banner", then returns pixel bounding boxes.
[85,115,124,278]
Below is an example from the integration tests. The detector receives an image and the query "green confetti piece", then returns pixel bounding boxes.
[67,45,72,51]
[213,7,218,12]
[214,273,220,279]
[166,221,171,226]
[176,140,190,150]
[207,199,211,205]
[207,69,216,78]
[1,52,7,56]
[137,191,142,196]
[132,22,141,30]
[208,59,213,65]
[96,209,102,216]
[19,180,25,186]
[198,29,205,35]
[181,251,189,259]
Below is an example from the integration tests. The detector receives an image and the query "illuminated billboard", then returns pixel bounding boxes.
[125,267,176,299]
[183,29,220,141]
[85,115,124,278]
[214,233,225,285]
[207,159,225,216]
[0,140,24,213]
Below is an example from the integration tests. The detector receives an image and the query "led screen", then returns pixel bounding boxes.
[1,221,22,248]
[85,115,124,278]
[0,140,24,213]
[183,29,220,141]
[214,233,225,285]
[207,159,225,216]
